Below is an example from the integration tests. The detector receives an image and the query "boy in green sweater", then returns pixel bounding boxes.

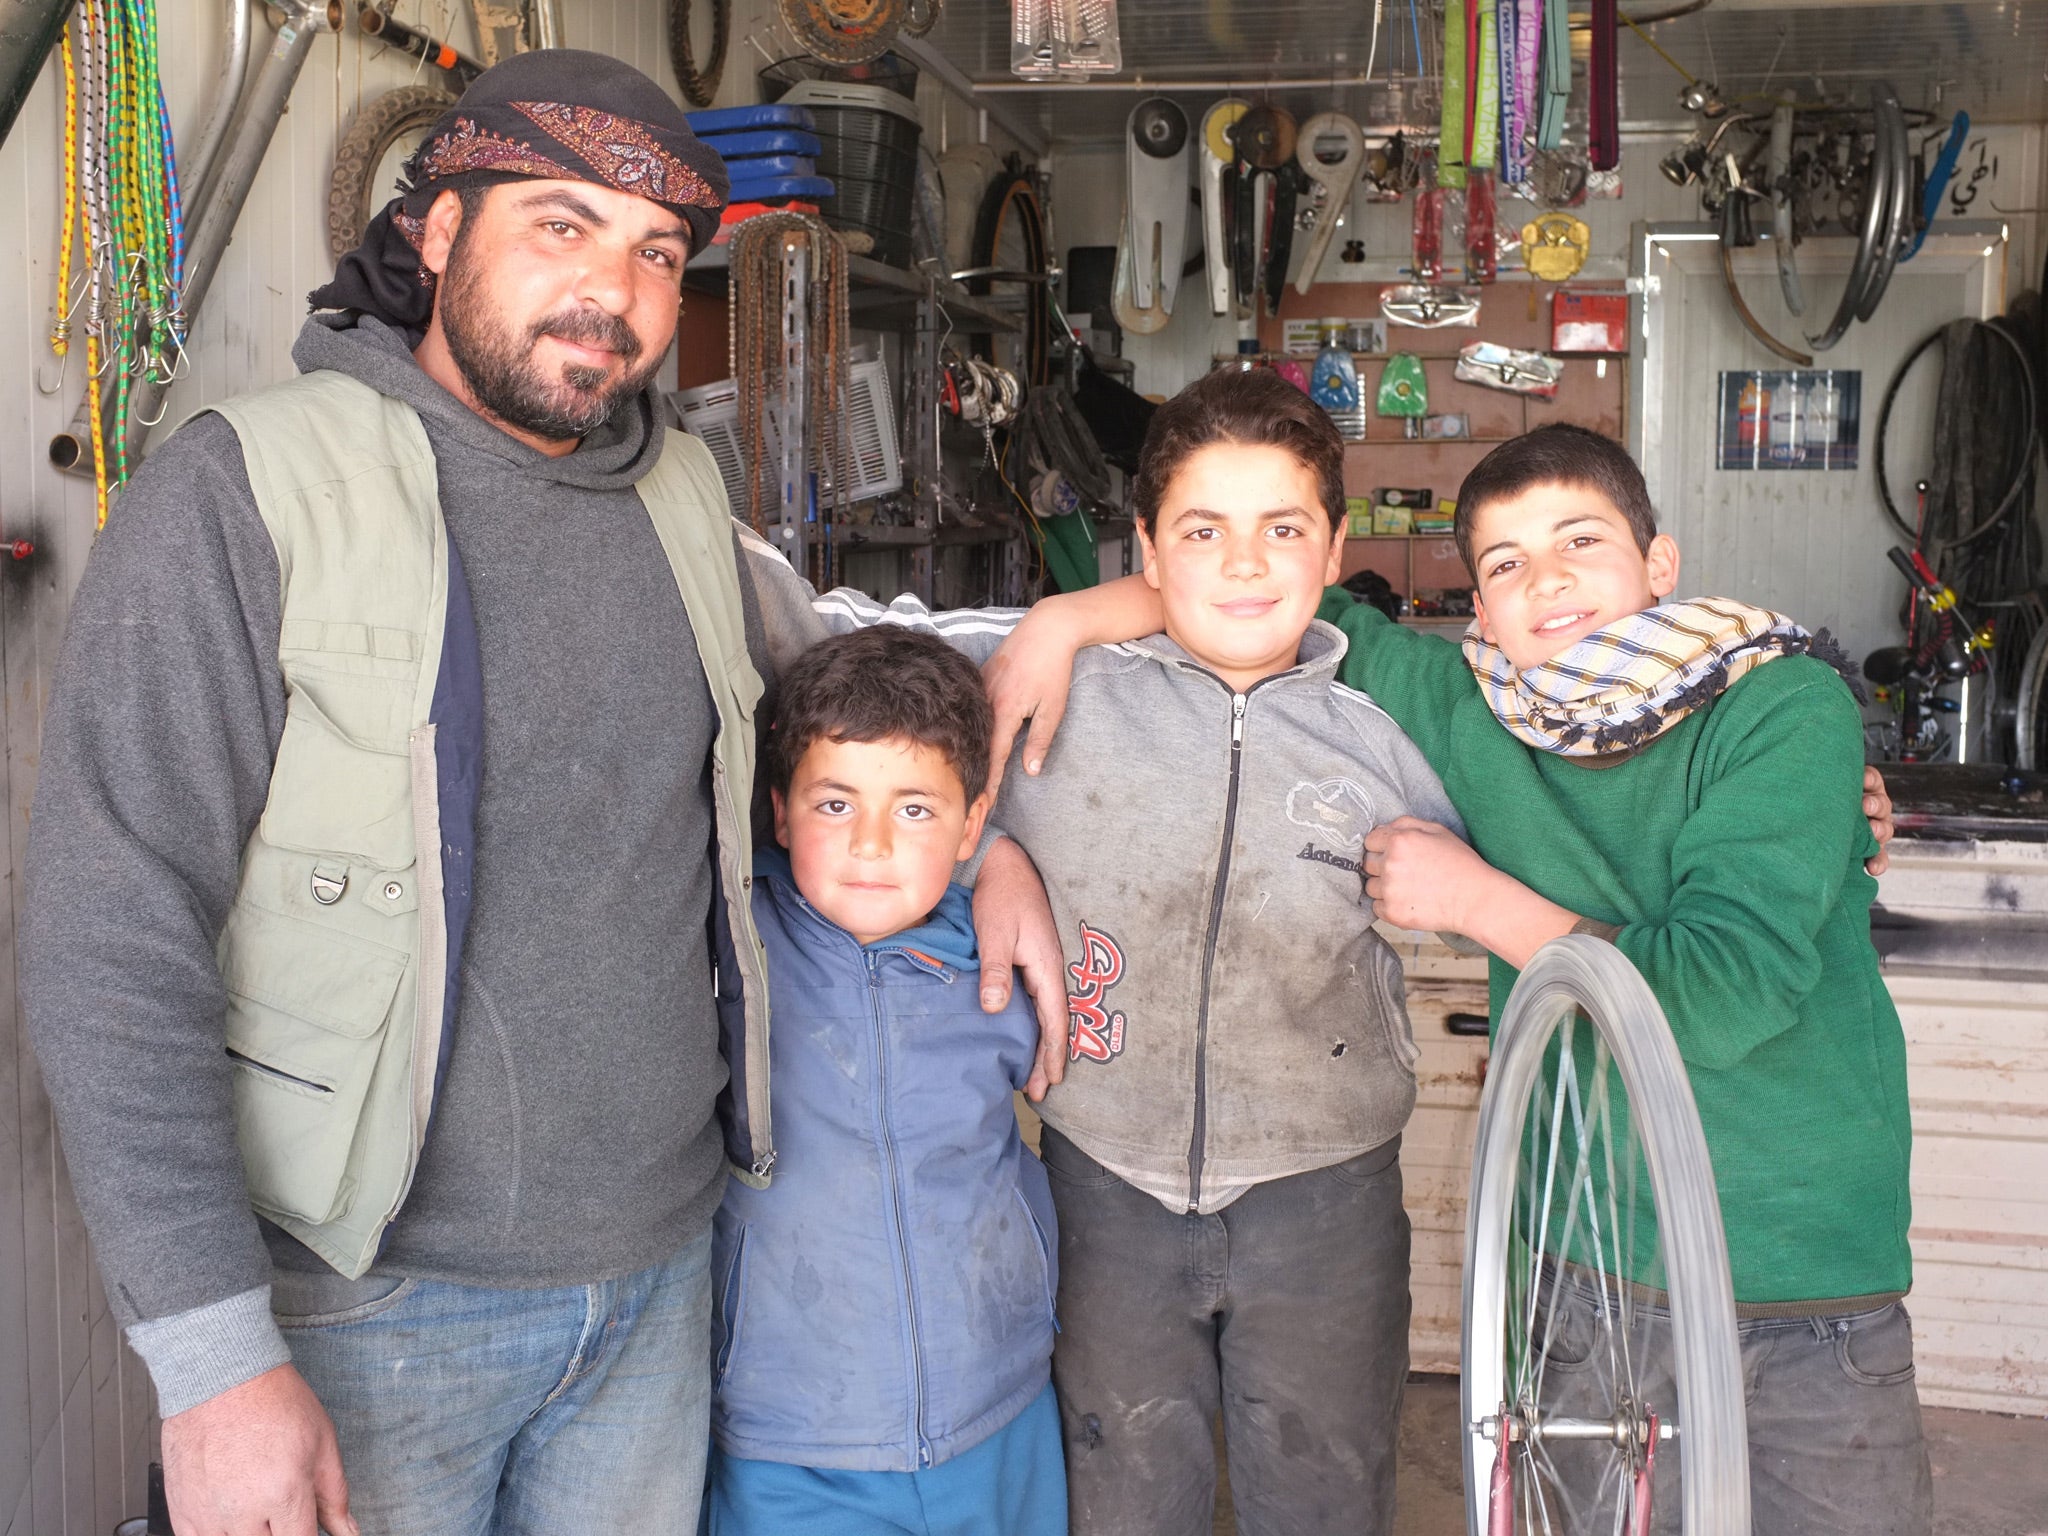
[996,423,1927,1533]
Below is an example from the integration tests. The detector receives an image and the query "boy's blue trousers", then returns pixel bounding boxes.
[703,1380,1066,1536]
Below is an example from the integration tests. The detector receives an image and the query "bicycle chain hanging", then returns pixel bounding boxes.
[46,0,186,528]
[668,0,731,109]
[728,212,854,537]
[779,0,901,65]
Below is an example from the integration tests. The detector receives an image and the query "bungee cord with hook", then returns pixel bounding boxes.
[43,0,187,527]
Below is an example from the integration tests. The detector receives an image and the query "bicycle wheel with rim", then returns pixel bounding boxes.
[1462,936,1749,1536]
[2017,618,2048,769]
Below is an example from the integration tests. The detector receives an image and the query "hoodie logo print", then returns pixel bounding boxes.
[1067,922,1128,1063]
[1284,777,1379,852]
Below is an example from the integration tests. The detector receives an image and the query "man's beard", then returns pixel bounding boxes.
[438,230,666,442]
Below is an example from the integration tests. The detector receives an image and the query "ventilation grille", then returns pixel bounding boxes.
[667,358,901,521]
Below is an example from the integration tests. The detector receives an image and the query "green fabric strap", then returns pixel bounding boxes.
[1472,0,1500,169]
[1441,0,1469,189]
[1538,0,1569,149]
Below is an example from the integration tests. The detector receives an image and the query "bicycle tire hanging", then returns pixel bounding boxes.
[668,0,730,110]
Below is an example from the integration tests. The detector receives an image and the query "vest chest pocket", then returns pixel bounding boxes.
[260,673,417,871]
[220,903,410,1226]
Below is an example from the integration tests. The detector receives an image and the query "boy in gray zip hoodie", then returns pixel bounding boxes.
[803,368,1460,1536]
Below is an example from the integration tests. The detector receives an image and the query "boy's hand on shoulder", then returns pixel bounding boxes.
[1361,817,1487,934]
[1863,765,1895,876]
[984,615,1077,799]
[972,836,1068,1101]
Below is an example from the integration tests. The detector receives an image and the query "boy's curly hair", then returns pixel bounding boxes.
[771,627,993,802]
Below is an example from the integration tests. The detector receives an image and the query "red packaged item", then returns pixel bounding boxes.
[1466,171,1497,284]
[1551,290,1629,353]
[1412,185,1443,282]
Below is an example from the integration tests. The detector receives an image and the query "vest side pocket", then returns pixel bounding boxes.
[260,676,416,871]
[220,903,409,1226]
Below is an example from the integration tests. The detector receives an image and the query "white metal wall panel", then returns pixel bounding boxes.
[1631,205,2040,684]
[0,3,759,1530]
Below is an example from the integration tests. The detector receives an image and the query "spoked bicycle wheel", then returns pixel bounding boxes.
[1462,937,1749,1536]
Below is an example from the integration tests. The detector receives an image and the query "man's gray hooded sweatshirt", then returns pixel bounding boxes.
[806,588,1464,1214]
[22,314,757,1414]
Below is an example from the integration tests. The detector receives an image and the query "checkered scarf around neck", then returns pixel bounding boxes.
[308,48,728,336]
[1463,597,1861,756]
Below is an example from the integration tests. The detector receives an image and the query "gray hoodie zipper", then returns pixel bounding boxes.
[866,951,934,1468]
[1187,686,1250,1212]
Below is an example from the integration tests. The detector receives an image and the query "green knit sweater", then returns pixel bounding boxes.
[1319,592,1913,1305]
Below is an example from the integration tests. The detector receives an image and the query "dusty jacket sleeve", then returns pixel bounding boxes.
[20,414,295,1415]
[1609,665,1875,1072]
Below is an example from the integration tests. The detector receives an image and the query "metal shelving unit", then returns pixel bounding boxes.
[688,243,1022,601]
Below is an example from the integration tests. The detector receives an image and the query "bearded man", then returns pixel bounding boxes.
[22,50,1065,1536]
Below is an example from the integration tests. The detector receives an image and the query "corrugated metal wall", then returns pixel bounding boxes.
[0,3,766,1529]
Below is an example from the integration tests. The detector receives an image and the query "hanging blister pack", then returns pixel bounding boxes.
[1011,0,1055,76]
[1456,341,1563,397]
[1055,0,1122,74]
[1014,0,1121,77]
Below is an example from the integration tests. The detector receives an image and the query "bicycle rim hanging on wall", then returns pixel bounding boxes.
[1462,937,1750,1536]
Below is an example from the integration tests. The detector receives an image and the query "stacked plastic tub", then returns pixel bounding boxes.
[759,56,922,269]
[686,103,833,240]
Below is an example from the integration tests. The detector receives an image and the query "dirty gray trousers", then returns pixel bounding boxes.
[1532,1267,1933,1535]
[1041,1127,1410,1536]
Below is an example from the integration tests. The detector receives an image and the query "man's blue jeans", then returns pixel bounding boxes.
[272,1231,713,1536]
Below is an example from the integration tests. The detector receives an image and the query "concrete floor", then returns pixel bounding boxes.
[1208,1375,2048,1535]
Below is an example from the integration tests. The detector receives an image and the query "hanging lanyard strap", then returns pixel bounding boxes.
[1589,0,1620,170]
[1471,0,1500,170]
[1537,0,1570,151]
[1441,0,1469,189]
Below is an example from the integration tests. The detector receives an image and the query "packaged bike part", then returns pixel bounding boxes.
[1377,352,1430,419]
[1550,290,1627,352]
[1310,323,1367,440]
[1465,171,1498,283]
[1010,0,1055,77]
[1412,183,1444,281]
[1381,284,1481,328]
[1372,486,1436,507]
[1053,0,1122,75]
[1272,359,1312,394]
[1422,413,1472,439]
[1455,340,1563,397]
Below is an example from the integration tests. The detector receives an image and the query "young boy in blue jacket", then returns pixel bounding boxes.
[703,626,1065,1536]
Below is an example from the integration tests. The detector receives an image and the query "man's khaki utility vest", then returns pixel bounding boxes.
[212,370,772,1279]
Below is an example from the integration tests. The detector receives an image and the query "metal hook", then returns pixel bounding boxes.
[133,391,171,427]
[36,347,70,396]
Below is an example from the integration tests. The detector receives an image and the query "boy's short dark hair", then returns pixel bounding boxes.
[1133,367,1348,537]
[1454,424,1658,580]
[771,627,993,802]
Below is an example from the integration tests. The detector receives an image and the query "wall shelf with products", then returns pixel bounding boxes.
[1254,281,1630,605]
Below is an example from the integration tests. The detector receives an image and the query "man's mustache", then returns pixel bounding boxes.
[532,309,641,361]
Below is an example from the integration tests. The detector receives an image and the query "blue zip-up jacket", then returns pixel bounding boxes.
[711,852,1058,1472]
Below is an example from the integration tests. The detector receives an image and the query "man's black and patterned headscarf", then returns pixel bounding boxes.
[310,48,728,330]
